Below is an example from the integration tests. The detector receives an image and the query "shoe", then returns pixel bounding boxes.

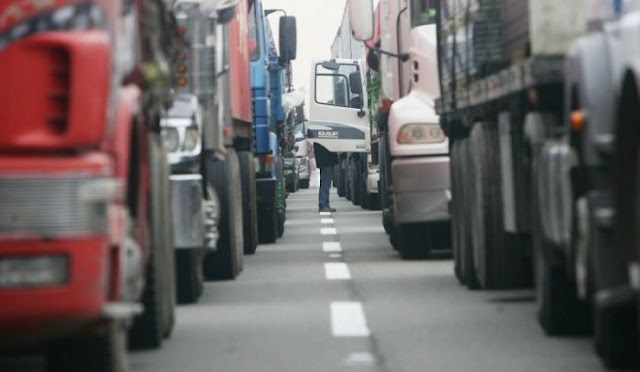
[319,207,337,213]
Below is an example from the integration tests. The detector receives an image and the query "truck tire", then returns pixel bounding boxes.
[47,321,127,372]
[204,150,243,281]
[397,223,431,260]
[534,243,591,336]
[379,134,394,234]
[299,179,310,189]
[158,139,176,339]
[454,139,479,289]
[176,249,204,304]
[344,158,353,201]
[350,157,361,206]
[129,133,175,349]
[531,158,590,335]
[599,78,640,369]
[451,141,464,283]
[594,303,639,369]
[277,167,286,238]
[258,202,278,244]
[238,151,259,255]
[337,161,346,197]
[367,193,380,211]
[361,189,370,209]
[469,122,529,289]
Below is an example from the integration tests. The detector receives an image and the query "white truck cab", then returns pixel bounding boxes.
[348,0,450,259]
[307,59,370,154]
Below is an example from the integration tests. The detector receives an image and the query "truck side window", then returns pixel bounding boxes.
[314,63,361,109]
[411,0,436,27]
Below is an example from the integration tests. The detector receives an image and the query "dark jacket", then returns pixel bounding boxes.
[314,143,338,168]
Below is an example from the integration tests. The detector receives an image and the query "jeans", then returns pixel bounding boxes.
[319,166,333,209]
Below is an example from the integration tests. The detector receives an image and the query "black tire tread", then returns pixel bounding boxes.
[470,123,529,289]
[204,150,242,281]
[176,249,204,304]
[238,151,259,255]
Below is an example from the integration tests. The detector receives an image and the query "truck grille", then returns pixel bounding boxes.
[0,175,107,238]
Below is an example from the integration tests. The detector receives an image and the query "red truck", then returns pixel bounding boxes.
[0,0,177,369]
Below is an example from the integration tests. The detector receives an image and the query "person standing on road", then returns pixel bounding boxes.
[314,143,338,212]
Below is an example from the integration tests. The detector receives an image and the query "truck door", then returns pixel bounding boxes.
[308,59,369,153]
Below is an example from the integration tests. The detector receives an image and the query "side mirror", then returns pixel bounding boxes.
[279,16,297,62]
[321,60,340,71]
[217,6,236,23]
[349,71,363,95]
[348,0,374,41]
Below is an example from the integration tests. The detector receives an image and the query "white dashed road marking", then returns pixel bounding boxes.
[322,242,342,252]
[320,212,332,216]
[321,218,334,224]
[324,263,351,280]
[344,352,378,367]
[321,227,337,235]
[330,302,371,337]
[329,253,342,259]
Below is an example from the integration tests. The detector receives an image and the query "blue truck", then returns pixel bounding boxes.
[248,0,297,244]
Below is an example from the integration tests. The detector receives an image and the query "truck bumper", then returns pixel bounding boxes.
[170,174,206,250]
[0,237,109,345]
[391,156,451,224]
[257,178,277,205]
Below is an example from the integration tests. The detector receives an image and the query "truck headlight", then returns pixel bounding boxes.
[397,124,446,144]
[0,256,68,288]
[163,127,181,153]
[183,127,200,152]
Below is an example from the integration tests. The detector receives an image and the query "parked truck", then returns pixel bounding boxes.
[438,0,640,367]
[295,117,312,190]
[347,0,451,259]
[249,1,297,244]
[308,55,370,208]
[164,0,249,298]
[165,0,251,294]
[283,90,307,193]
[0,0,178,369]
[352,0,640,368]
[330,7,381,211]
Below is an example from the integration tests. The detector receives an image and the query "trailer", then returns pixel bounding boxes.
[434,0,639,368]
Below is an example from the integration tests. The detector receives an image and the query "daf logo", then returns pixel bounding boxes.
[317,131,339,139]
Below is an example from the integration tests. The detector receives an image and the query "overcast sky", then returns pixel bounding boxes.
[263,0,347,94]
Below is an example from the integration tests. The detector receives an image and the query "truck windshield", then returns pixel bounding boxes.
[248,4,260,61]
[315,63,361,109]
[411,0,437,27]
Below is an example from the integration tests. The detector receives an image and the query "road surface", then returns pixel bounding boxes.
[131,174,608,372]
[1,173,611,372]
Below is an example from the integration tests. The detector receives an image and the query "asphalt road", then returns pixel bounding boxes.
[1,173,614,372]
[131,174,610,372]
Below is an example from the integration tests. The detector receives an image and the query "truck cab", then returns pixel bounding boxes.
[348,0,451,259]
[308,59,370,153]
